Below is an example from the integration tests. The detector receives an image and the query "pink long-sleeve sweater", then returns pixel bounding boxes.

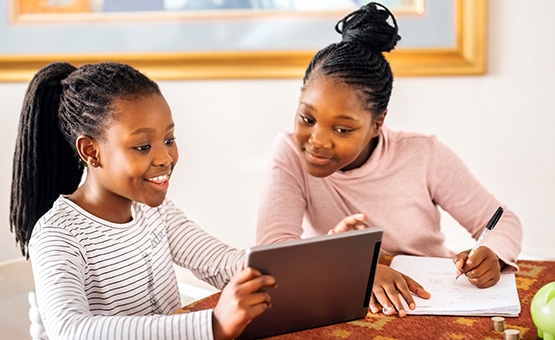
[256,126,522,272]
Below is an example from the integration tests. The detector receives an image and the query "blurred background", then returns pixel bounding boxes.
[1,0,554,339]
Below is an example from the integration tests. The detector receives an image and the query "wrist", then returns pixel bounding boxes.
[212,310,224,340]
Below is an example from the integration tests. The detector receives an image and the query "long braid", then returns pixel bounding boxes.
[11,63,81,257]
[303,2,401,117]
[10,62,161,257]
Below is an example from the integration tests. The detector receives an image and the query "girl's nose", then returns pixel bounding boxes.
[309,130,332,149]
[153,148,173,167]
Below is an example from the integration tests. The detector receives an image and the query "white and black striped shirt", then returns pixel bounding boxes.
[29,196,244,340]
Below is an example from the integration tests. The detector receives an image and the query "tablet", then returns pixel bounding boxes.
[238,227,383,340]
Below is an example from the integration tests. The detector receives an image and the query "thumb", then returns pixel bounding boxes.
[452,250,470,273]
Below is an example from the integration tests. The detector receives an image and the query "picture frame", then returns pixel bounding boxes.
[0,0,486,81]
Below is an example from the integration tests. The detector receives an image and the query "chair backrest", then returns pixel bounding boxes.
[0,257,35,302]
[0,257,44,339]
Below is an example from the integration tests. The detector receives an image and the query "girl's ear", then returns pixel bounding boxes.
[75,135,100,168]
[372,109,388,137]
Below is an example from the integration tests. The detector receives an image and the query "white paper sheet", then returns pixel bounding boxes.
[390,255,521,316]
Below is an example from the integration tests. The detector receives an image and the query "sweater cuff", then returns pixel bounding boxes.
[175,308,214,340]
[482,240,519,274]
[499,256,519,274]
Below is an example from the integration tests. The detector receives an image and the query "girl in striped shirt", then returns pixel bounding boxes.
[10,62,275,340]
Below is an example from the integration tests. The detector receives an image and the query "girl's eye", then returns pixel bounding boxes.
[336,128,353,134]
[136,145,151,153]
[300,114,315,125]
[165,137,176,146]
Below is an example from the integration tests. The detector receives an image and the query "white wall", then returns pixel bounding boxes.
[1,0,554,264]
[2,2,554,336]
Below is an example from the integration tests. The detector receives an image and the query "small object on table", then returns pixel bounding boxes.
[492,316,505,331]
[530,281,555,339]
[504,329,520,340]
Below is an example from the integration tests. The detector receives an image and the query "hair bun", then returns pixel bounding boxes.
[335,2,401,52]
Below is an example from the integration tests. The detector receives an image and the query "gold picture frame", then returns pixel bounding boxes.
[0,0,486,81]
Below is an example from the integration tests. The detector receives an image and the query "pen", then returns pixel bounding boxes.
[453,206,504,283]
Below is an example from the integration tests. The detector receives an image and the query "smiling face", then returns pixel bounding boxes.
[99,93,178,208]
[82,93,178,216]
[294,75,385,178]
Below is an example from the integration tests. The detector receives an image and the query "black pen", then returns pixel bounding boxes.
[453,206,504,283]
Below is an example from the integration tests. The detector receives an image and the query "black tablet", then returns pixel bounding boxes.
[239,227,383,340]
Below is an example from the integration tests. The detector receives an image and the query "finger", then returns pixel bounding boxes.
[394,282,415,311]
[369,294,380,314]
[383,286,407,317]
[343,213,366,225]
[453,251,469,274]
[466,246,497,270]
[372,287,396,316]
[233,268,276,293]
[465,253,484,269]
[468,270,498,288]
[467,258,500,287]
[347,213,367,230]
[245,300,272,320]
[454,258,465,274]
[403,275,431,300]
[392,277,414,310]
[414,286,431,299]
[332,213,367,233]
[243,291,272,307]
[234,267,263,284]
[240,274,277,294]
[464,263,489,279]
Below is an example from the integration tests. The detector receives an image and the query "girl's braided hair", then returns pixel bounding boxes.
[303,2,401,118]
[10,62,161,256]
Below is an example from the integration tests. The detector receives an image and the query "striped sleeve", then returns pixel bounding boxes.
[163,200,245,290]
[29,200,217,340]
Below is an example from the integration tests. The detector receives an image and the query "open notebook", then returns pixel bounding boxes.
[390,255,521,317]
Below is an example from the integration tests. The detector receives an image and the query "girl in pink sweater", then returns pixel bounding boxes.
[256,2,522,318]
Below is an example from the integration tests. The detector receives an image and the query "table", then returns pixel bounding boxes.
[174,259,555,339]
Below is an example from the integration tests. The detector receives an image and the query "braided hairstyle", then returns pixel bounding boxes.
[10,62,161,257]
[303,2,401,118]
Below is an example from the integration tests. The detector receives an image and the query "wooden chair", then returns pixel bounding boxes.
[0,258,44,339]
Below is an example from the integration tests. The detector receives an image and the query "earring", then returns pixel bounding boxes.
[91,162,96,167]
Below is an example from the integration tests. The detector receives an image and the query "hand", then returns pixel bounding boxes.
[453,246,501,288]
[328,213,368,235]
[369,264,431,317]
[212,266,277,340]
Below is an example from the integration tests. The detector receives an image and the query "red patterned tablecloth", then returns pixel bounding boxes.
[174,258,555,340]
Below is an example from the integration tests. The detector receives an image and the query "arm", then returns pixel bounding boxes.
[256,133,308,245]
[164,201,277,339]
[428,138,522,273]
[164,200,245,290]
[30,224,215,340]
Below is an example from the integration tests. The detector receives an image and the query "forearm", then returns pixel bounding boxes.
[41,310,214,340]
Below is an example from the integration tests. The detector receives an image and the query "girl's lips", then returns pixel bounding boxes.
[146,174,170,191]
[147,174,169,184]
[306,151,333,166]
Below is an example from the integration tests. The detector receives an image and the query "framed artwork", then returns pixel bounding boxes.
[0,0,486,81]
